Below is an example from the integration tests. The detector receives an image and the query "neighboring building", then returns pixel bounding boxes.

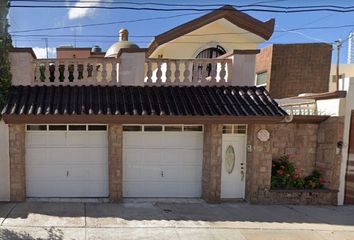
[0,5,348,205]
[329,63,354,92]
[56,45,105,59]
[255,43,332,98]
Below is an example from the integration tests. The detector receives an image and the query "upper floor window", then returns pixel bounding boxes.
[256,71,268,86]
[195,45,226,59]
[195,46,226,78]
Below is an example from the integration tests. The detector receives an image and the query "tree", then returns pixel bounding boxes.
[0,0,12,112]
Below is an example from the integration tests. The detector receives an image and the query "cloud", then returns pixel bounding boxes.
[68,0,101,20]
[33,47,56,59]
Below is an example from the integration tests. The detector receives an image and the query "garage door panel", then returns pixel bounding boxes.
[26,133,48,147]
[27,180,108,198]
[160,149,202,165]
[124,149,161,165]
[124,165,162,181]
[66,133,107,147]
[160,133,202,148]
[162,166,202,181]
[26,128,108,198]
[123,131,203,198]
[124,134,162,148]
[123,181,201,198]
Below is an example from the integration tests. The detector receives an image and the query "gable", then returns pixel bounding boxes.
[147,5,275,57]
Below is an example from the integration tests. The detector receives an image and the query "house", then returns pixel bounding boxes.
[329,63,354,92]
[0,5,345,204]
[255,43,332,98]
[56,45,105,59]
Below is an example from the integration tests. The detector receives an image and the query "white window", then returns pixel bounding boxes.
[255,71,268,86]
[223,124,247,134]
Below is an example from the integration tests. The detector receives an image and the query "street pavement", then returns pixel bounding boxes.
[0,200,354,240]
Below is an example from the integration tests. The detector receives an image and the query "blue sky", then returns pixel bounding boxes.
[8,0,354,62]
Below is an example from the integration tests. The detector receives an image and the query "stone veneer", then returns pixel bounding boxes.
[316,117,344,191]
[9,124,26,202]
[245,118,343,205]
[202,124,223,203]
[108,124,123,202]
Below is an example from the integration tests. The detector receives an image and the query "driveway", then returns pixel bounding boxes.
[0,200,354,240]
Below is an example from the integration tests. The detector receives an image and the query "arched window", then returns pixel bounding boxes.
[195,45,226,78]
[195,45,226,59]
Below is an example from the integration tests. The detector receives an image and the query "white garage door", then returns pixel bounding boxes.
[26,124,108,198]
[123,125,203,198]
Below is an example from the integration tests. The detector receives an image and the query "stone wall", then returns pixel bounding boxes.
[8,124,26,202]
[316,117,344,191]
[256,189,337,205]
[246,121,340,204]
[202,124,223,203]
[108,124,123,202]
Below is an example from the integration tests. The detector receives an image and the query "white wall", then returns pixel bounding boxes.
[0,120,10,201]
[338,77,354,205]
[316,98,346,116]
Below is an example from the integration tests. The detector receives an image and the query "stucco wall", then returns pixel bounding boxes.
[0,120,10,201]
[150,19,261,59]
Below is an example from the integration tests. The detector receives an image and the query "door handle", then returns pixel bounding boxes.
[240,170,244,181]
[66,171,69,177]
[161,170,164,177]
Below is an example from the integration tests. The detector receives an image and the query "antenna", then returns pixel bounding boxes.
[42,37,48,58]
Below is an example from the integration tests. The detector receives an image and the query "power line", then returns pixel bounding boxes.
[10,12,205,33]
[10,1,354,10]
[11,23,354,39]
[10,5,354,13]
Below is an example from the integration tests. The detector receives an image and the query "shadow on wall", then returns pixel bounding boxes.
[0,227,63,240]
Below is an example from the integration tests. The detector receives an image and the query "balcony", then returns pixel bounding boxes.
[31,58,232,86]
[10,48,258,87]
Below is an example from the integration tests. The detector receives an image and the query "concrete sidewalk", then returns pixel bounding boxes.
[0,200,354,240]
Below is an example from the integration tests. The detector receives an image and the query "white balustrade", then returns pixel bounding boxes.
[32,57,232,86]
[32,58,120,85]
[144,58,232,86]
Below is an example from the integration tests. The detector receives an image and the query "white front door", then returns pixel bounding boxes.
[221,134,246,199]
[26,125,108,198]
[123,125,203,198]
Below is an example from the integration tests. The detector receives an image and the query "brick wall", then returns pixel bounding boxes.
[246,121,339,204]
[202,124,223,203]
[255,45,273,87]
[9,124,26,202]
[256,43,331,98]
[108,124,123,202]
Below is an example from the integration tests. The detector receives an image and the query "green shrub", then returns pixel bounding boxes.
[271,155,324,190]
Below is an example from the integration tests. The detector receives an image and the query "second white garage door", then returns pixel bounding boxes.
[123,125,203,198]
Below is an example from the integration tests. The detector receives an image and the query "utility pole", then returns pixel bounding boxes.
[335,39,343,91]
[42,38,48,58]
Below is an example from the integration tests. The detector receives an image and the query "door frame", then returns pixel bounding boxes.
[220,124,247,199]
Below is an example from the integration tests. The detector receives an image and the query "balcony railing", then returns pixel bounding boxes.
[144,58,232,86]
[32,58,232,86]
[33,58,120,85]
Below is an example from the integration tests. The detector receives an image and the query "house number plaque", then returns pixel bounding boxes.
[257,129,270,142]
[225,145,235,174]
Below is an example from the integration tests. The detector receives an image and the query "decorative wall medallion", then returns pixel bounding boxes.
[225,145,235,174]
[257,129,270,142]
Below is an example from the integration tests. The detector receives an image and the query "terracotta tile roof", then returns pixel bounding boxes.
[2,85,286,117]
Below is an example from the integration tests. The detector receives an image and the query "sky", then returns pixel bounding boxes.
[8,0,354,62]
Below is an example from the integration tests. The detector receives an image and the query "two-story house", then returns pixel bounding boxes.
[0,5,345,205]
